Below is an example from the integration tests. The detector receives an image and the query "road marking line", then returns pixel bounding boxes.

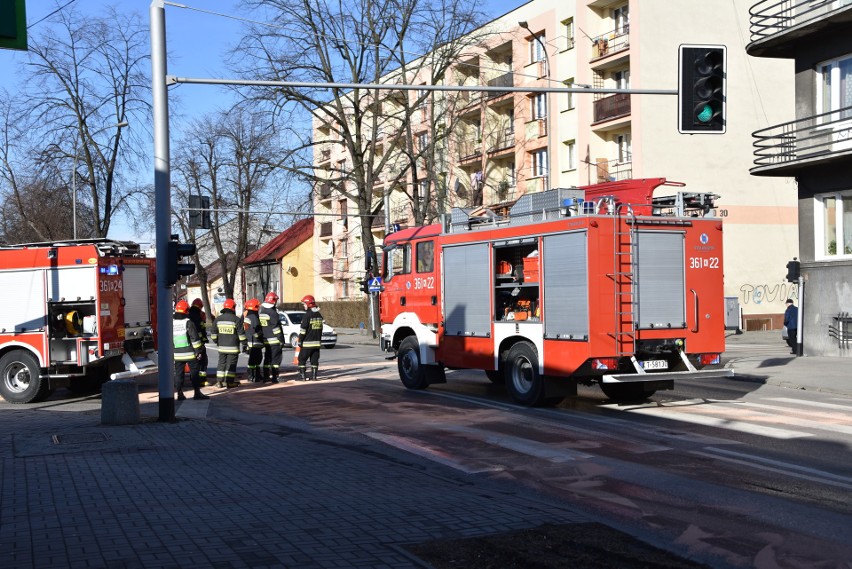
[694,447,852,490]
[438,425,596,461]
[620,406,811,439]
[768,397,852,411]
[365,431,504,474]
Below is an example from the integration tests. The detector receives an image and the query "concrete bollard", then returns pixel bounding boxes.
[101,379,140,425]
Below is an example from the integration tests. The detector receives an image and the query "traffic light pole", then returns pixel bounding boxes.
[151,1,176,422]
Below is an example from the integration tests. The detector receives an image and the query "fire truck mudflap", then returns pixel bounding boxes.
[379,179,734,407]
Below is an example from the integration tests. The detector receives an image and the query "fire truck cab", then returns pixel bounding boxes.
[0,239,158,404]
[379,178,733,407]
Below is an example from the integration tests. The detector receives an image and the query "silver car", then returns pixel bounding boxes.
[278,310,337,348]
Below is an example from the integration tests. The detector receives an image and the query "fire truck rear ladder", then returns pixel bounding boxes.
[610,203,637,356]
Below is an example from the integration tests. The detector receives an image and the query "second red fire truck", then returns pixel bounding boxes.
[379,178,733,406]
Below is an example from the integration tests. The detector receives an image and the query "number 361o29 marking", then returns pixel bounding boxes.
[689,257,719,269]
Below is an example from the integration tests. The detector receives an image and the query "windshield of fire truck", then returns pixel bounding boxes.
[383,243,410,281]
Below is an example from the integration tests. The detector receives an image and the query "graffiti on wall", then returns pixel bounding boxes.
[739,282,798,305]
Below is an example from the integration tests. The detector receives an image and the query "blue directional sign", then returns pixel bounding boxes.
[368,277,383,293]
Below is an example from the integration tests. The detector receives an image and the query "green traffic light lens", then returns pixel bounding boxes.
[696,104,713,123]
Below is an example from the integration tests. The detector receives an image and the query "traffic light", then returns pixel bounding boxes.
[678,44,726,134]
[785,259,800,283]
[189,195,212,230]
[165,237,196,286]
[360,273,372,294]
[0,0,27,51]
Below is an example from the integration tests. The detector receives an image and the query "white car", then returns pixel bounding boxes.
[278,310,337,349]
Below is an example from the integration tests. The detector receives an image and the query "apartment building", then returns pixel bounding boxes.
[312,0,796,329]
[746,0,852,356]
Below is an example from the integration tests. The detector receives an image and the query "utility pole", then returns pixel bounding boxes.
[519,21,552,192]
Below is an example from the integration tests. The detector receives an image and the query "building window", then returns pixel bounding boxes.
[564,77,575,110]
[564,19,575,50]
[617,134,632,163]
[613,5,629,35]
[817,55,852,119]
[531,149,548,178]
[565,140,576,170]
[529,33,546,63]
[417,132,430,151]
[531,93,547,120]
[508,161,516,185]
[614,69,630,90]
[816,191,852,258]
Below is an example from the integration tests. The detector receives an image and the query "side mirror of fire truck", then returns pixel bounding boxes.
[166,238,197,286]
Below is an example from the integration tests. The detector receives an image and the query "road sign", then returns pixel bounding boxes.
[368,277,383,293]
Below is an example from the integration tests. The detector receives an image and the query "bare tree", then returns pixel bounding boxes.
[171,108,298,312]
[236,0,488,272]
[1,5,150,239]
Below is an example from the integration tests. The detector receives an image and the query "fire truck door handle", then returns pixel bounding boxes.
[400,297,406,306]
[431,296,437,305]
[690,289,698,333]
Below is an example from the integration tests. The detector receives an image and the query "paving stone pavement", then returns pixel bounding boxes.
[0,402,590,568]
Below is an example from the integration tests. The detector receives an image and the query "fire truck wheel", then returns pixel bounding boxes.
[397,336,429,390]
[504,342,546,407]
[0,350,49,404]
[600,382,656,402]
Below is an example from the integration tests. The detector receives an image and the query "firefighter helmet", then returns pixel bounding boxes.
[223,298,236,310]
[175,299,190,314]
[301,294,316,308]
[191,298,203,308]
[264,291,279,304]
[245,298,260,311]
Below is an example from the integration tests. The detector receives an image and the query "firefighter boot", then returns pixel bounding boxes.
[270,367,280,384]
[310,366,318,381]
[298,366,307,381]
[176,390,186,401]
[193,388,210,400]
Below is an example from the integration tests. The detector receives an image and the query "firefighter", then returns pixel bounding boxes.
[297,294,324,381]
[188,298,210,386]
[243,298,265,383]
[173,299,209,400]
[210,298,244,388]
[258,291,285,383]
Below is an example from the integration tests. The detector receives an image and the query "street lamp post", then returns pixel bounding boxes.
[519,21,551,192]
[72,120,129,240]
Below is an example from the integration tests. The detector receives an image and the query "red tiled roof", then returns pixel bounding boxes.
[242,217,313,266]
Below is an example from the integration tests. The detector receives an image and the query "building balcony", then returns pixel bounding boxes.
[590,27,630,68]
[487,128,515,156]
[371,212,386,229]
[318,183,332,202]
[593,157,633,184]
[485,72,514,100]
[317,148,331,164]
[319,258,333,276]
[592,93,631,125]
[751,105,852,176]
[458,143,483,163]
[747,0,852,58]
[319,222,333,238]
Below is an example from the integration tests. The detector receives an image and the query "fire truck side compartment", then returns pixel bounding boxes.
[542,231,589,340]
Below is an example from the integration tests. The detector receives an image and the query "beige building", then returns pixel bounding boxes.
[313,0,796,328]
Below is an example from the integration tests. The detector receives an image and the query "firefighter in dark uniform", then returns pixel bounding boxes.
[188,298,209,386]
[297,294,324,381]
[243,298,265,382]
[258,291,285,383]
[210,298,244,388]
[173,299,209,400]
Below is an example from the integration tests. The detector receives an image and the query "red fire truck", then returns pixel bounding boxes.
[379,178,733,406]
[0,239,158,403]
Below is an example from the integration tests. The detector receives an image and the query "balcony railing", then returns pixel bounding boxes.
[318,183,332,200]
[594,157,633,183]
[486,72,514,99]
[319,258,333,275]
[749,0,852,44]
[590,27,629,60]
[488,128,515,153]
[319,222,333,238]
[592,93,631,123]
[752,105,852,174]
[371,213,386,228]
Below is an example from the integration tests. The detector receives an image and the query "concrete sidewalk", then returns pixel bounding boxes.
[1,329,850,568]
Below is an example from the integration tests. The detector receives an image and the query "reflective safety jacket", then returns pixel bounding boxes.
[211,309,245,354]
[259,303,284,345]
[173,314,203,361]
[243,310,264,349]
[298,307,324,349]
